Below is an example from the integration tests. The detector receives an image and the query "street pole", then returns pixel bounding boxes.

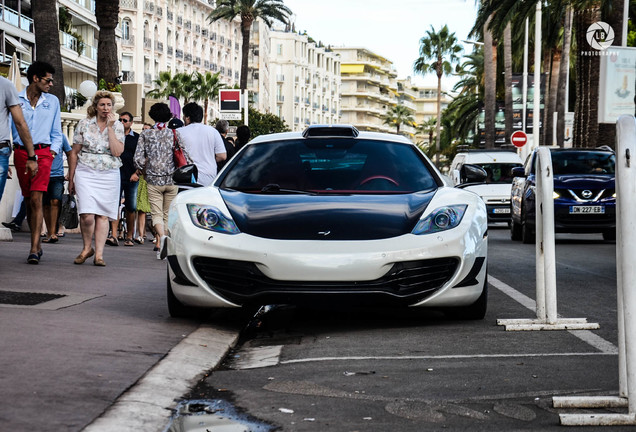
[522,18,528,134]
[243,89,249,127]
[533,1,541,150]
[623,0,629,46]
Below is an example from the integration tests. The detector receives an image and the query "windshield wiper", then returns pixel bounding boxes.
[260,183,316,195]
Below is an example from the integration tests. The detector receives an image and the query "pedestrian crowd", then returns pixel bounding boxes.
[1,61,251,266]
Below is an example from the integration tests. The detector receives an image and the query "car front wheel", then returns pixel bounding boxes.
[445,276,488,320]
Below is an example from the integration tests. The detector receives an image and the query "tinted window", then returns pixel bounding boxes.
[474,163,523,184]
[551,151,615,175]
[221,138,437,193]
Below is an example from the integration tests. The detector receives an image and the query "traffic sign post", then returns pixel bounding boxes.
[510,130,528,148]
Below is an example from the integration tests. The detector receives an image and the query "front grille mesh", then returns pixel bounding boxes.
[192,257,459,304]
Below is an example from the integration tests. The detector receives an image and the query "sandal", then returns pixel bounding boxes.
[42,236,58,244]
[134,237,144,245]
[106,236,119,246]
[124,238,134,247]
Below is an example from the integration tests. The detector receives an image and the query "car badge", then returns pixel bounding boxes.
[318,231,331,236]
[581,190,593,199]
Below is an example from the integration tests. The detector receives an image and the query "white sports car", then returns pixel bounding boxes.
[164,125,488,319]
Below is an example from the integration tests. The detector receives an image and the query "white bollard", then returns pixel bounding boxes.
[553,115,636,425]
[497,148,599,331]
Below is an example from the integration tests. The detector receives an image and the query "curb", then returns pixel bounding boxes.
[82,324,240,432]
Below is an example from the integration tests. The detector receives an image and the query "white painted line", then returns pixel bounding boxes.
[82,324,240,432]
[278,351,614,366]
[231,345,283,369]
[490,275,617,354]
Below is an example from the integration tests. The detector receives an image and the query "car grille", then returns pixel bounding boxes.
[554,188,615,201]
[192,257,459,305]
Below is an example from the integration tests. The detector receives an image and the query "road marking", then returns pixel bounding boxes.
[278,351,614,366]
[489,275,618,354]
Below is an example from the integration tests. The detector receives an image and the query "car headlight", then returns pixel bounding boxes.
[187,204,240,234]
[553,191,560,199]
[412,205,468,235]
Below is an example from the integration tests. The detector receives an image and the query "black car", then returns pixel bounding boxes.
[510,148,616,243]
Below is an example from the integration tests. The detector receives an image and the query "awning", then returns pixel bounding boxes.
[341,64,365,74]
[5,35,30,55]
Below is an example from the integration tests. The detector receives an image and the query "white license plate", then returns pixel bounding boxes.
[569,206,605,214]
[493,208,510,214]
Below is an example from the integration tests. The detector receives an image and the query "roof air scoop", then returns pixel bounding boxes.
[302,124,360,138]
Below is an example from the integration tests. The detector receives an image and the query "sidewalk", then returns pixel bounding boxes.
[0,231,240,431]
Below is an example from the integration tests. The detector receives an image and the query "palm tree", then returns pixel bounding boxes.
[382,104,415,134]
[416,117,438,153]
[95,0,120,88]
[191,71,226,124]
[32,0,65,103]
[208,0,291,91]
[414,24,462,166]
[482,15,497,149]
[146,71,185,100]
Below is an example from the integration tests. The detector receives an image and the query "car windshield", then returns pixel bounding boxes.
[551,151,615,175]
[220,138,438,194]
[474,163,523,184]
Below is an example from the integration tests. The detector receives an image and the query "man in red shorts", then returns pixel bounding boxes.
[11,61,63,264]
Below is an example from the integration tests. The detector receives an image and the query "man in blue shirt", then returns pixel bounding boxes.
[11,61,63,264]
[0,76,37,203]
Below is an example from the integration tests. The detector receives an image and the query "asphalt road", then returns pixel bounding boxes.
[180,226,628,432]
[1,226,629,431]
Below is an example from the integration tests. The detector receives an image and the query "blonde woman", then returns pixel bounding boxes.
[68,90,124,266]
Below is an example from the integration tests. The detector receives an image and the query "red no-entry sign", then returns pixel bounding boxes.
[511,130,528,148]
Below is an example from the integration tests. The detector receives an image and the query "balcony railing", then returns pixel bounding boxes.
[143,37,151,49]
[119,0,137,9]
[167,10,173,21]
[121,35,135,47]
[155,41,163,52]
[143,1,154,13]
[121,70,135,82]
[144,73,152,85]
[2,6,34,32]
[175,49,184,59]
[184,53,192,62]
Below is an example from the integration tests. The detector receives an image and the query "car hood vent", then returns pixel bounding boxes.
[220,190,435,240]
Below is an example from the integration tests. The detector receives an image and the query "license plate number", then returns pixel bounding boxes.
[569,206,604,214]
[493,208,510,214]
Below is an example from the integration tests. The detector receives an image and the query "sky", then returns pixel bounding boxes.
[282,0,480,88]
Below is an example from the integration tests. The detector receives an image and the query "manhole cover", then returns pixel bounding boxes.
[0,290,65,306]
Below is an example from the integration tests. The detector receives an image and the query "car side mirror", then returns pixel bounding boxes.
[511,166,526,178]
[457,164,487,187]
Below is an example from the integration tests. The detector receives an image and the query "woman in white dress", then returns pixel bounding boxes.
[68,90,124,266]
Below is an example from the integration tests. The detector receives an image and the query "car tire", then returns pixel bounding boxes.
[510,219,522,241]
[603,229,616,241]
[445,276,488,320]
[167,269,199,318]
[521,211,535,244]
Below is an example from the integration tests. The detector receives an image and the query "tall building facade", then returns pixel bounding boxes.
[269,28,341,131]
[333,47,398,133]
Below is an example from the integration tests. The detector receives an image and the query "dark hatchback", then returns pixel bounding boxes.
[510,148,616,243]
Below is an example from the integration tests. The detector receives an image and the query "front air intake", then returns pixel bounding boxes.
[302,124,360,138]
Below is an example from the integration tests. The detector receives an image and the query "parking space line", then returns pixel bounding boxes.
[489,275,618,354]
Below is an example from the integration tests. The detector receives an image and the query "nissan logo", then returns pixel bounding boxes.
[581,190,593,199]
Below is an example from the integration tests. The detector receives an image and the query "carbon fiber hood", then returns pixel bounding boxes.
[220,189,436,240]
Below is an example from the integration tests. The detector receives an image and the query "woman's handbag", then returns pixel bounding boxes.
[172,130,188,168]
[59,194,79,229]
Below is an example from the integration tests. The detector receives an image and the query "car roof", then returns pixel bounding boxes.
[249,125,413,145]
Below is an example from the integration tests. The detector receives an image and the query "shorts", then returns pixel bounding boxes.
[14,146,54,197]
[120,178,139,213]
[43,176,65,205]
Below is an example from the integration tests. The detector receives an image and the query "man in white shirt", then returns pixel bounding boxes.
[177,102,226,186]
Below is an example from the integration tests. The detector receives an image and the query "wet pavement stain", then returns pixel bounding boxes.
[166,399,278,432]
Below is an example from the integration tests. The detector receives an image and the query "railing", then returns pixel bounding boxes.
[119,0,137,8]
[144,73,152,85]
[2,6,33,32]
[121,36,135,47]
[143,1,154,13]
[167,46,173,56]
[155,41,163,52]
[143,37,151,49]
[184,53,192,63]
[175,49,184,59]
[167,10,173,21]
[121,70,135,82]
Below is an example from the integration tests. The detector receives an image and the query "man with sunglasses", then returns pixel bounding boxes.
[107,111,139,247]
[10,61,63,264]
